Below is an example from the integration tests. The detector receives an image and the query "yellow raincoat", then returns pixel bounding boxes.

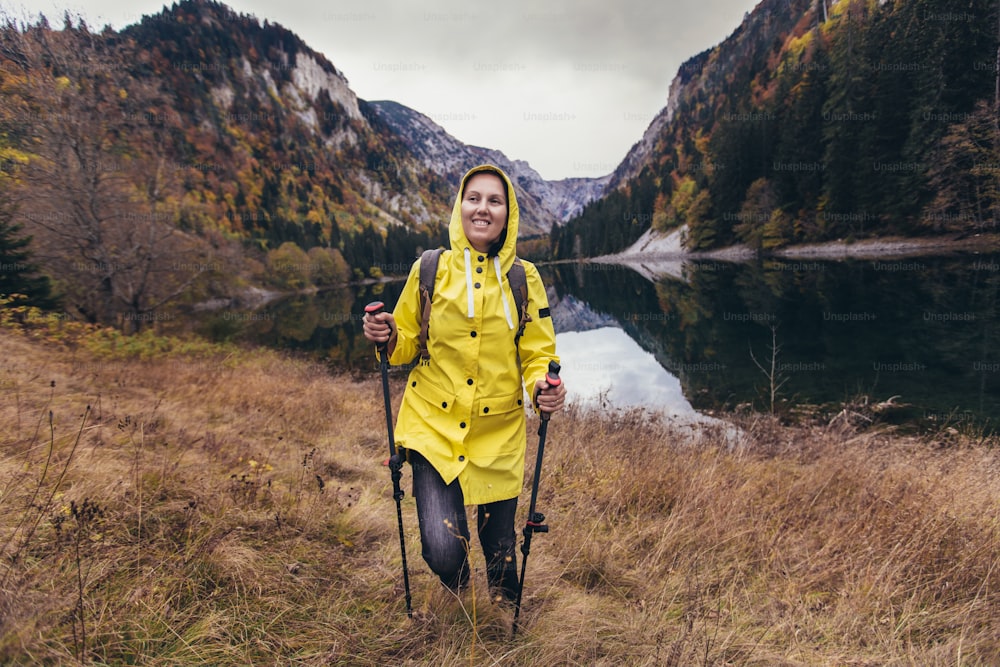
[387,165,559,505]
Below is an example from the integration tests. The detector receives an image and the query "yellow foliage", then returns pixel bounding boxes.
[670,175,697,211]
[266,241,311,289]
[784,29,814,62]
[693,130,711,158]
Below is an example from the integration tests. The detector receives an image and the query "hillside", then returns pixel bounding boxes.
[556,0,1000,258]
[0,0,464,326]
[0,0,601,329]
[7,0,997,327]
[2,322,999,664]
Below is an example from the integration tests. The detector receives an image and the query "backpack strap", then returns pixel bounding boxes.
[417,248,531,360]
[509,257,531,347]
[417,247,444,361]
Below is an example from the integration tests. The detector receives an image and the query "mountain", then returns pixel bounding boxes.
[557,0,1000,258]
[1,0,612,333]
[117,1,451,237]
[1,0,464,327]
[368,100,610,237]
[605,0,799,194]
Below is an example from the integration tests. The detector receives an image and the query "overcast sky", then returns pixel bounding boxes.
[5,0,762,180]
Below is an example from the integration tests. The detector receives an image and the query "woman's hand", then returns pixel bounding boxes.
[362,310,397,355]
[534,376,566,414]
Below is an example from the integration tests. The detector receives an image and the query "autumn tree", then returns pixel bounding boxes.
[734,178,778,250]
[267,241,310,289]
[306,245,350,287]
[1,19,216,330]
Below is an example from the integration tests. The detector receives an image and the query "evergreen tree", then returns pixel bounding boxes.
[819,0,871,236]
[772,31,829,233]
[853,1,916,228]
[0,191,56,309]
[707,108,772,243]
[925,101,1000,232]
[900,0,998,227]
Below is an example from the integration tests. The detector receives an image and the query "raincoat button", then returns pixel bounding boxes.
[517,399,522,405]
[476,267,483,274]
[411,381,417,387]
[442,402,448,408]
[460,422,467,429]
[477,255,485,262]
[467,379,474,385]
[470,331,477,338]
[483,407,490,414]
[474,282,481,289]
[459,455,465,461]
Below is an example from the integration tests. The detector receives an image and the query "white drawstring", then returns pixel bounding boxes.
[463,247,514,330]
[494,255,514,331]
[464,247,474,318]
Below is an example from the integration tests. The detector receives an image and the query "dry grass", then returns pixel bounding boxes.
[1,328,999,666]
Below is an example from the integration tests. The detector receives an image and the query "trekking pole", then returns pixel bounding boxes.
[364,301,412,618]
[512,360,561,637]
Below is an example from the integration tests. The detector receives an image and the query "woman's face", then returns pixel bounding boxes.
[460,172,508,253]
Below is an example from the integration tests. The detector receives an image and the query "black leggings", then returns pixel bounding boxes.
[408,450,519,600]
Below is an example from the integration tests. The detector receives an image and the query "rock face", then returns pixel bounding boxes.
[604,71,684,194]
[368,100,611,236]
[110,0,457,237]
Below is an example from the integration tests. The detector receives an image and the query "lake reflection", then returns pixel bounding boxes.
[193,252,1000,432]
[546,254,1000,432]
[556,327,698,418]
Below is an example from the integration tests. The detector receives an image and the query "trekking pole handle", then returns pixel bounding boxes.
[364,301,388,354]
[535,361,562,422]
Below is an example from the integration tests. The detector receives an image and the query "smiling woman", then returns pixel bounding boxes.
[361,164,565,607]
[460,170,509,254]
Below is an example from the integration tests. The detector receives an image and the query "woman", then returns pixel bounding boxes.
[362,164,566,603]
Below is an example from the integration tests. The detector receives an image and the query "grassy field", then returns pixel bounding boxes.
[1,322,999,666]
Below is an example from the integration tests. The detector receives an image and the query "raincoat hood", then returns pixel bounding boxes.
[450,165,520,275]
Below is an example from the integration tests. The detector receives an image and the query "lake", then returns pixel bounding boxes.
[191,252,1000,433]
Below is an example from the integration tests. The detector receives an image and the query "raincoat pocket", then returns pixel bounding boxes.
[473,391,525,420]
[466,390,527,470]
[406,375,458,418]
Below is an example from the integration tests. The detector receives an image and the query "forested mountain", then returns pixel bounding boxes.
[0,0,622,328]
[554,0,1000,258]
[4,0,998,328]
[0,0,452,327]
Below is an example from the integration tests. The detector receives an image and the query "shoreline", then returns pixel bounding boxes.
[772,232,1000,260]
[588,228,1000,280]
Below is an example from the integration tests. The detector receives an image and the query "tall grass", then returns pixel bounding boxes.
[1,326,998,666]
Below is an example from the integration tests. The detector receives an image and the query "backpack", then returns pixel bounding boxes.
[416,247,530,361]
